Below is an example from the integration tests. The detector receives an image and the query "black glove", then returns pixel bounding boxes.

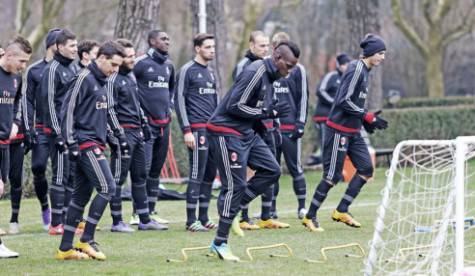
[54,135,68,153]
[274,129,283,147]
[363,120,376,134]
[142,123,151,142]
[264,99,291,119]
[118,134,130,156]
[289,122,305,140]
[68,143,80,161]
[252,120,267,137]
[23,131,36,155]
[364,110,388,131]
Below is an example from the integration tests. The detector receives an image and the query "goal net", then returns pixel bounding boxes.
[365,137,475,275]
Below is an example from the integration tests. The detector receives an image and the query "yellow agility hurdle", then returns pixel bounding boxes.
[306,242,365,263]
[166,246,210,263]
[245,243,293,261]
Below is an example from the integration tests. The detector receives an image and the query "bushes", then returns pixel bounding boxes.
[370,105,475,148]
[385,96,475,109]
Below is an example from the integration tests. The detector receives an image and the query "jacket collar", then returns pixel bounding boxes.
[54,52,74,66]
[119,65,132,76]
[88,61,108,86]
[245,50,260,62]
[147,48,168,64]
[263,57,280,82]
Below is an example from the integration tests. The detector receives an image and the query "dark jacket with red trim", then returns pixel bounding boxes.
[133,48,175,127]
[41,52,75,137]
[232,50,260,81]
[207,58,281,137]
[0,66,22,144]
[106,67,145,136]
[175,60,218,134]
[22,58,49,135]
[313,69,342,123]
[326,60,370,135]
[62,61,109,149]
[274,63,308,132]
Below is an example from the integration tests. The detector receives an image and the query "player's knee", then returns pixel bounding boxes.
[269,164,281,182]
[357,164,374,178]
[31,162,47,176]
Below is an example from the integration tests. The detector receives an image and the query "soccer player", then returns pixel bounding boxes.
[302,34,388,232]
[72,40,99,73]
[10,29,61,234]
[175,33,218,232]
[233,31,288,230]
[134,30,175,224]
[55,40,125,261]
[40,29,78,235]
[272,32,310,219]
[0,36,33,258]
[310,53,351,165]
[207,42,299,261]
[107,38,167,232]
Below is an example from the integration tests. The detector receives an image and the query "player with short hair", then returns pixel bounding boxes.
[10,29,62,234]
[107,38,167,232]
[0,35,32,258]
[55,40,125,261]
[206,41,300,261]
[40,29,78,235]
[303,34,388,232]
[175,33,218,232]
[72,39,99,73]
[133,30,175,225]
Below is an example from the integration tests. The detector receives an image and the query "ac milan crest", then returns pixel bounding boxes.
[199,136,205,145]
[340,137,347,146]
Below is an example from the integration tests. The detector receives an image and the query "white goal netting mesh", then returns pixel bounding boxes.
[365,138,475,275]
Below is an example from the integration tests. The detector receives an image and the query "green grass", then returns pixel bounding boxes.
[0,169,388,275]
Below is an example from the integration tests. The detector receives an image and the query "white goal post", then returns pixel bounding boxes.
[365,136,475,275]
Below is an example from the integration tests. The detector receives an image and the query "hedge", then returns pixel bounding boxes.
[385,96,475,109]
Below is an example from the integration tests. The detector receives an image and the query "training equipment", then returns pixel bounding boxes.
[245,243,293,261]
[332,210,361,228]
[74,241,106,261]
[55,249,90,260]
[306,243,365,263]
[166,246,211,263]
[365,137,475,275]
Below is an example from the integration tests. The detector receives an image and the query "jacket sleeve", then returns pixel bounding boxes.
[174,66,191,134]
[106,73,124,137]
[226,68,266,119]
[13,77,22,126]
[294,64,309,125]
[21,69,36,134]
[317,72,337,105]
[168,64,176,109]
[41,64,62,136]
[62,76,87,145]
[334,62,366,118]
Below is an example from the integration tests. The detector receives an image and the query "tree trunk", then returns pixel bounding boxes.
[426,48,445,98]
[190,0,228,98]
[114,0,161,52]
[345,0,383,110]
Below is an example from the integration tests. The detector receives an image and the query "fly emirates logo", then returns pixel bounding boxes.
[199,82,216,95]
[0,91,14,105]
[148,75,169,89]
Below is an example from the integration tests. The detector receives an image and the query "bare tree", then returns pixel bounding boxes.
[346,0,384,110]
[114,0,161,52]
[190,0,228,98]
[15,0,65,51]
[391,0,475,98]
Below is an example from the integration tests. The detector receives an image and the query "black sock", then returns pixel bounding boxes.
[240,205,250,222]
[80,193,110,243]
[34,177,49,211]
[336,174,367,213]
[198,181,212,224]
[260,185,273,220]
[110,185,123,225]
[10,186,22,223]
[59,201,84,251]
[132,182,150,224]
[146,177,160,213]
[306,179,333,219]
[50,184,65,227]
[214,216,232,246]
[293,175,306,210]
[186,180,200,225]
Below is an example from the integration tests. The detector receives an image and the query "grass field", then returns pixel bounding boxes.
[0,169,388,275]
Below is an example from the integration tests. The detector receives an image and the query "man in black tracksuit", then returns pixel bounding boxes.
[56,41,125,261]
[303,34,388,232]
[207,42,299,261]
[107,39,167,232]
[40,29,78,234]
[310,53,351,165]
[134,30,175,223]
[72,40,99,74]
[175,33,218,232]
[274,61,309,219]
[0,36,32,258]
[15,29,61,233]
[232,31,286,230]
